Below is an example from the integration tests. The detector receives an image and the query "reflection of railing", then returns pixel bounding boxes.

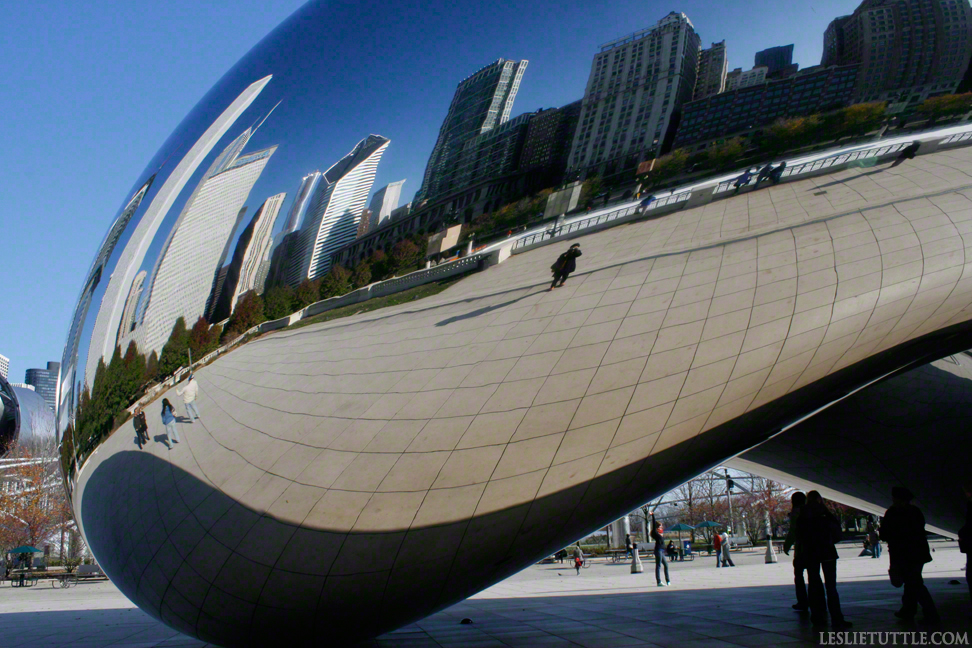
[941,131,972,145]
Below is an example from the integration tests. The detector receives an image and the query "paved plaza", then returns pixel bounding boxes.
[1,542,968,647]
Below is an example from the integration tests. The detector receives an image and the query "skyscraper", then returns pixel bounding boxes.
[118,270,147,341]
[567,12,701,175]
[725,65,769,91]
[0,354,8,381]
[282,172,322,234]
[755,44,795,77]
[212,192,286,320]
[139,143,277,355]
[80,76,270,393]
[367,180,405,230]
[415,59,528,204]
[823,0,972,105]
[288,135,389,284]
[694,41,728,99]
[24,362,59,413]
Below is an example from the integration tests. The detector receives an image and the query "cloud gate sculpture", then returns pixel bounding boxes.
[61,1,972,645]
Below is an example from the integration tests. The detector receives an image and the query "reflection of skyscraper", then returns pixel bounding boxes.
[24,362,59,413]
[694,41,728,99]
[0,354,8,380]
[416,59,527,204]
[367,180,405,230]
[204,206,249,321]
[118,270,147,341]
[283,172,321,234]
[140,145,277,355]
[79,76,271,399]
[212,192,286,321]
[288,135,389,284]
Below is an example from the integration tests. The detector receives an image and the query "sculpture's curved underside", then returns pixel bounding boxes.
[61,1,972,645]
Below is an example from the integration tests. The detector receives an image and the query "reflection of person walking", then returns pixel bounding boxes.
[177,374,201,423]
[133,407,149,449]
[867,520,881,559]
[572,543,584,575]
[798,491,851,629]
[651,514,670,586]
[720,530,735,567]
[161,398,180,445]
[890,141,921,168]
[625,534,634,558]
[784,491,809,611]
[549,243,582,290]
[880,486,940,623]
[713,528,723,568]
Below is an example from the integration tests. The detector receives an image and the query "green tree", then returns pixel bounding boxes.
[369,249,390,281]
[916,92,972,123]
[225,291,265,337]
[580,176,602,208]
[263,286,295,320]
[188,317,219,358]
[389,239,422,274]
[157,317,189,379]
[294,279,321,309]
[351,263,372,289]
[320,265,352,299]
[706,137,746,170]
[834,102,886,140]
[762,117,821,155]
[145,350,159,381]
[637,148,688,189]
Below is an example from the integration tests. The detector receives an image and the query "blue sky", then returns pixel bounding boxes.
[0,0,858,381]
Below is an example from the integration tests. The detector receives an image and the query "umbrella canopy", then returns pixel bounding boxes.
[695,521,722,528]
[668,523,695,531]
[7,546,43,554]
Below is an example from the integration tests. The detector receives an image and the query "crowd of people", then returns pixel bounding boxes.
[131,374,202,450]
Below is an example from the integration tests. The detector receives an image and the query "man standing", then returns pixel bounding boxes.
[720,529,735,568]
[549,243,582,291]
[572,543,584,575]
[798,491,852,629]
[880,487,940,623]
[783,491,809,612]
[713,527,723,568]
[177,374,201,423]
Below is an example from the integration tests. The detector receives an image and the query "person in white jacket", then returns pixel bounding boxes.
[177,374,201,423]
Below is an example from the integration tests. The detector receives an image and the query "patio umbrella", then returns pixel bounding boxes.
[668,523,695,558]
[7,546,43,554]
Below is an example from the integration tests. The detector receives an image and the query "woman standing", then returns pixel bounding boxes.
[651,514,670,587]
[161,398,180,446]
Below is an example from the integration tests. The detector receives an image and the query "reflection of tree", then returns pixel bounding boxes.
[320,265,352,299]
[915,92,972,125]
[223,291,265,338]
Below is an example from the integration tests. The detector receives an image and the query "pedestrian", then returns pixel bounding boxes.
[732,168,755,193]
[769,161,787,184]
[177,374,201,423]
[879,486,940,624]
[572,543,584,575]
[713,527,724,568]
[666,540,678,561]
[783,491,809,612]
[651,514,670,586]
[161,398,180,446]
[549,243,582,291]
[133,406,149,449]
[867,520,881,559]
[960,480,971,610]
[890,140,921,168]
[720,529,736,567]
[798,491,852,629]
[637,194,657,214]
[625,534,634,559]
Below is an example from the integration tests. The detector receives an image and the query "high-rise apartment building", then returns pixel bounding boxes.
[367,180,405,231]
[694,41,728,100]
[139,140,277,355]
[117,270,147,341]
[212,192,286,321]
[519,101,583,174]
[0,354,8,381]
[288,135,390,284]
[24,362,59,413]
[725,65,769,90]
[822,0,972,107]
[755,44,796,78]
[416,59,528,204]
[282,172,322,235]
[567,12,701,176]
[80,76,270,392]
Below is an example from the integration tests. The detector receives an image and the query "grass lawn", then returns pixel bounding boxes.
[284,276,464,331]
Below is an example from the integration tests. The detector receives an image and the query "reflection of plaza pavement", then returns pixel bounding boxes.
[1,543,967,647]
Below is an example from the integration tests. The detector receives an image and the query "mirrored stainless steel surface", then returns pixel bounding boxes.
[60,1,972,644]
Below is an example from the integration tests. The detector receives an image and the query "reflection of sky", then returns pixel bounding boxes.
[68,0,856,384]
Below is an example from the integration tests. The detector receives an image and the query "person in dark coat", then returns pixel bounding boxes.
[732,168,755,193]
[132,406,149,449]
[550,243,582,290]
[797,491,852,629]
[890,141,921,168]
[651,514,670,586]
[880,486,940,623]
[783,491,809,612]
[754,163,774,189]
[960,480,971,610]
[768,161,787,184]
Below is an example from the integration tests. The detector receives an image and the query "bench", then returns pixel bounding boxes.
[728,536,753,550]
